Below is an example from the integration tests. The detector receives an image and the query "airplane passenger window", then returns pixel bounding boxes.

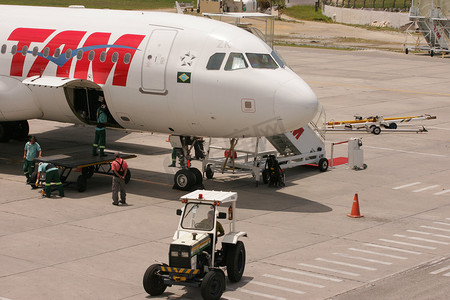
[100,51,107,62]
[11,45,17,55]
[32,47,39,57]
[246,53,278,69]
[224,53,248,71]
[65,49,72,59]
[54,48,61,58]
[1,44,6,54]
[88,50,95,61]
[124,53,131,64]
[206,53,225,70]
[77,49,83,60]
[21,45,28,56]
[111,52,119,63]
[43,47,50,57]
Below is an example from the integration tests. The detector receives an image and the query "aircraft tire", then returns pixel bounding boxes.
[189,167,203,185]
[174,169,195,191]
[11,121,29,141]
[125,169,131,184]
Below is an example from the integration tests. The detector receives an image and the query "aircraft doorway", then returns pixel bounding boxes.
[64,85,121,128]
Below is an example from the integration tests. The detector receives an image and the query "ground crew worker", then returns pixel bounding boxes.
[111,151,128,206]
[92,96,108,156]
[36,162,64,198]
[23,136,42,183]
[197,210,225,237]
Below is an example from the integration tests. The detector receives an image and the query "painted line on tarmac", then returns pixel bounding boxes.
[245,280,306,295]
[299,263,360,277]
[365,243,422,255]
[349,247,407,260]
[307,81,450,97]
[413,185,440,193]
[239,288,286,300]
[365,146,447,158]
[280,268,342,282]
[394,234,449,245]
[127,177,172,187]
[315,258,376,271]
[434,190,450,196]
[333,252,392,265]
[379,238,436,250]
[430,265,450,275]
[434,221,450,227]
[421,225,450,233]
[407,230,450,240]
[393,182,421,190]
[263,273,325,288]
[0,297,12,300]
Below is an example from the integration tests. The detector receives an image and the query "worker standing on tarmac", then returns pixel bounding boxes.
[23,135,42,183]
[111,151,128,206]
[36,162,64,198]
[92,96,108,157]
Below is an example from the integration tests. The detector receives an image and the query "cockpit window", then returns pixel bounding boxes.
[206,53,226,70]
[224,53,248,71]
[271,50,286,68]
[246,53,278,69]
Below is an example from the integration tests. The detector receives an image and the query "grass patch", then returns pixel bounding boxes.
[0,0,183,10]
[283,5,332,22]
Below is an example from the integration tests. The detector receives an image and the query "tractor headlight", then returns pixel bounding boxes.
[171,251,179,257]
[181,251,189,258]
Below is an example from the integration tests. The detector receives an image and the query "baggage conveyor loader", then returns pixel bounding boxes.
[326,114,436,135]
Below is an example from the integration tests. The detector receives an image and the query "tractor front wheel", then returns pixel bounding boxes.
[201,269,225,300]
[143,263,166,296]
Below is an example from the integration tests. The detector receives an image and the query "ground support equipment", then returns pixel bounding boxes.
[31,151,136,192]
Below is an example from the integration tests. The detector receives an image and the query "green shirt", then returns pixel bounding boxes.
[38,163,58,173]
[24,142,41,161]
[96,108,108,131]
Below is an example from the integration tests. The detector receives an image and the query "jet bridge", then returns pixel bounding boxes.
[405,0,450,56]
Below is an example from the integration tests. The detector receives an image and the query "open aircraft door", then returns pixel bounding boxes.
[141,29,178,94]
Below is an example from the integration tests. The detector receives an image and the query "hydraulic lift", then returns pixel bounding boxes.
[31,151,136,192]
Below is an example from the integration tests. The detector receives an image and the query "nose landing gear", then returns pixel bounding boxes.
[171,135,204,191]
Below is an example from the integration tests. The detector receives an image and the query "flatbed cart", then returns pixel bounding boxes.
[31,151,136,192]
[326,114,436,135]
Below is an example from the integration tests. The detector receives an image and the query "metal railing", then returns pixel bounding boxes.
[322,0,411,10]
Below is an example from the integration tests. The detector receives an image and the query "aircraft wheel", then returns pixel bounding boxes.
[143,264,166,296]
[226,241,246,282]
[125,169,131,184]
[0,122,11,142]
[205,164,214,179]
[173,169,195,191]
[189,167,203,185]
[77,175,88,192]
[318,158,329,172]
[201,270,225,300]
[12,121,29,141]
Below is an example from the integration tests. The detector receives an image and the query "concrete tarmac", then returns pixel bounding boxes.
[1,47,450,300]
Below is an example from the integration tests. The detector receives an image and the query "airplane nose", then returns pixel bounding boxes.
[274,78,319,132]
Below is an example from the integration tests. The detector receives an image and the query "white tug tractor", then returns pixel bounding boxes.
[143,190,247,300]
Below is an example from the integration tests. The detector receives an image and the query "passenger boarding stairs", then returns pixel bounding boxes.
[266,118,327,169]
[409,4,450,53]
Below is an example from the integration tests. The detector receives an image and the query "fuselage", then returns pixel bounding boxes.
[0,5,319,138]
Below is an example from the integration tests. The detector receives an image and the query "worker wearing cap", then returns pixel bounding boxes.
[111,151,128,206]
[37,162,64,198]
[23,135,42,183]
[92,96,108,157]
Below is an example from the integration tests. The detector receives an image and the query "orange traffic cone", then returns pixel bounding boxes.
[347,193,363,218]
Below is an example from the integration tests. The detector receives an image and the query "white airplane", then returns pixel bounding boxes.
[0,4,319,189]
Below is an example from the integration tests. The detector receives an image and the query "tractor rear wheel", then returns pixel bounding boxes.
[143,263,166,296]
[226,241,246,282]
